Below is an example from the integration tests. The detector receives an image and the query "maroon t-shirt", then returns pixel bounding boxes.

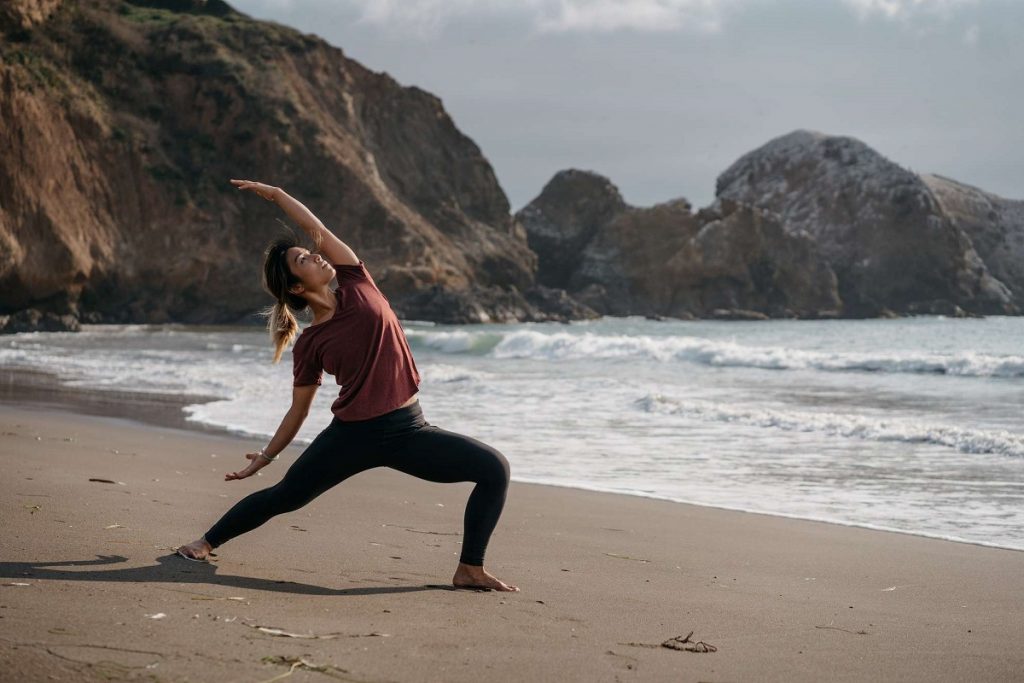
[291,261,420,421]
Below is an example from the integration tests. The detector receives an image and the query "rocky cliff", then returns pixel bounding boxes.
[716,130,1016,317]
[3,4,1020,330]
[520,131,1024,320]
[0,0,581,331]
[921,174,1024,305]
[517,170,841,319]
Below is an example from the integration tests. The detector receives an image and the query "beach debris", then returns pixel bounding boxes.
[144,613,167,620]
[382,523,459,536]
[815,625,869,635]
[88,478,125,485]
[246,623,340,639]
[188,595,243,602]
[289,525,307,532]
[882,586,897,591]
[2,582,31,587]
[23,504,40,514]
[104,524,124,529]
[603,552,650,563]
[622,631,718,653]
[661,632,718,653]
[258,656,351,683]
[244,622,389,640]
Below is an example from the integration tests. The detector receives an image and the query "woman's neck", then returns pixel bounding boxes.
[303,286,337,323]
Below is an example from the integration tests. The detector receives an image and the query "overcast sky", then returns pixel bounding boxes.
[230,0,1022,211]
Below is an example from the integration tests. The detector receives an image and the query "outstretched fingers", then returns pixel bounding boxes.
[224,453,263,481]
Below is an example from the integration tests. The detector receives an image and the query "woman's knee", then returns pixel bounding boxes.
[482,446,510,487]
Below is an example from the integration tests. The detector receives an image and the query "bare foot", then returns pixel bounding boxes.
[452,563,519,592]
[176,537,212,561]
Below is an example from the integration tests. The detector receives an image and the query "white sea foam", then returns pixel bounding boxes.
[637,394,1024,458]
[419,363,489,384]
[5,319,1024,553]
[407,328,1024,378]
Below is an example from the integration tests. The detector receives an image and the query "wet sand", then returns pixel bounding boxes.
[1,402,1023,682]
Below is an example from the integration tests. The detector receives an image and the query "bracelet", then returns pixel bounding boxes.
[257,448,278,462]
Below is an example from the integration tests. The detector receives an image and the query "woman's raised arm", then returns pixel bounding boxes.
[231,179,359,266]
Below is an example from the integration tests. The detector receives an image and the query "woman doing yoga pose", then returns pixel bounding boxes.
[175,179,517,592]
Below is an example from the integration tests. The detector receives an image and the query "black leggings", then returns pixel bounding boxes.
[203,402,510,566]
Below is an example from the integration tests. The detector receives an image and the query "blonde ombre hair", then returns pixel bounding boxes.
[261,235,307,363]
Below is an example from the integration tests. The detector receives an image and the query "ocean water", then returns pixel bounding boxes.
[3,317,1023,551]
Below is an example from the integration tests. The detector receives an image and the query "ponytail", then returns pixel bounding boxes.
[264,300,300,364]
[261,234,309,364]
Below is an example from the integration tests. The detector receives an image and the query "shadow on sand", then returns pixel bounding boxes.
[0,554,458,596]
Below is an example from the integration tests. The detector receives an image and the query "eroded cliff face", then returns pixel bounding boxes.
[922,174,1024,305]
[520,130,1024,321]
[4,4,1020,330]
[518,170,841,319]
[0,0,550,328]
[715,130,1016,317]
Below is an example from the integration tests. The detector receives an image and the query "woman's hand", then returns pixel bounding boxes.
[224,451,271,481]
[230,180,360,266]
[230,179,279,201]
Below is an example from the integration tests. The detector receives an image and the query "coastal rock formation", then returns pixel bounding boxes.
[4,0,1020,330]
[922,174,1024,305]
[716,130,1016,316]
[517,170,841,319]
[0,0,556,329]
[0,0,62,29]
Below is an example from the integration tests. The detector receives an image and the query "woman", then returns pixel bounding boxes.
[175,179,518,592]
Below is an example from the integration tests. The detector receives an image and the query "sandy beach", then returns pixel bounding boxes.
[2,401,1023,682]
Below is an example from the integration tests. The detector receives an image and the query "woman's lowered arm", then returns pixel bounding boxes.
[224,384,319,481]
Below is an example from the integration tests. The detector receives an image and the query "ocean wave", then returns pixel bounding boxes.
[636,394,1024,458]
[405,329,504,354]
[419,363,490,384]
[406,329,1024,378]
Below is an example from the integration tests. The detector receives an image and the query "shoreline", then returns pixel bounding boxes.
[2,401,1023,681]
[3,366,1021,556]
[4,366,1022,556]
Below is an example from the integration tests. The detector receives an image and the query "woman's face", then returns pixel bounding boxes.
[286,246,336,292]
